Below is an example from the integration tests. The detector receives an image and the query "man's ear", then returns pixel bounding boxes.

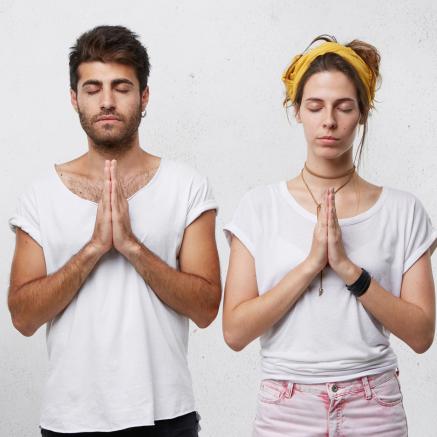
[70,89,79,113]
[141,86,150,111]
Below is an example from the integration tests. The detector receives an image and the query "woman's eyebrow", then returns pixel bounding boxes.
[304,97,356,103]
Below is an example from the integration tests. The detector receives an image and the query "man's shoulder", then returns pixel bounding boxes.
[161,158,209,185]
[19,167,57,195]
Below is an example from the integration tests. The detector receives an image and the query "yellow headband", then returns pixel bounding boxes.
[282,41,376,106]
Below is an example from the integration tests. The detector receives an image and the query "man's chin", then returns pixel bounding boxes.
[89,133,135,152]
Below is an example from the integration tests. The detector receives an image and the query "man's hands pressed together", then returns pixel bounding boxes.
[9,159,221,335]
[91,161,113,256]
[90,160,139,258]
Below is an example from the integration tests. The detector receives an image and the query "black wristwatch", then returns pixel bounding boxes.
[346,268,371,297]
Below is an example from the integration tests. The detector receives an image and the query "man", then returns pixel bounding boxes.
[8,25,221,436]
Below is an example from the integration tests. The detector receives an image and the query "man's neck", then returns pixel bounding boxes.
[84,136,149,180]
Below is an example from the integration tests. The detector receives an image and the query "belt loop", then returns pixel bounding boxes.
[362,376,372,400]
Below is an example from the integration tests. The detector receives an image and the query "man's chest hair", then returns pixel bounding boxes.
[58,166,159,203]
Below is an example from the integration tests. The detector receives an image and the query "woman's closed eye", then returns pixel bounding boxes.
[337,106,354,113]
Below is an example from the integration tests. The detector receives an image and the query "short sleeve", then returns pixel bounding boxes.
[9,186,42,247]
[185,174,218,228]
[403,197,437,273]
[223,190,259,257]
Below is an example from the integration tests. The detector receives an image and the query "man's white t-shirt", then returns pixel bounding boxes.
[224,182,436,384]
[9,158,217,433]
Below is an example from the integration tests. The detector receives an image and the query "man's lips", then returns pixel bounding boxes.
[96,116,121,122]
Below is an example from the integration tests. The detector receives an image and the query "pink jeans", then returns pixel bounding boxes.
[253,370,408,436]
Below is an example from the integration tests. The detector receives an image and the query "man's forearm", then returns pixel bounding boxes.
[122,240,220,328]
[9,242,103,336]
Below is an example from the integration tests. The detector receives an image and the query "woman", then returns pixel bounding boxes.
[223,35,436,436]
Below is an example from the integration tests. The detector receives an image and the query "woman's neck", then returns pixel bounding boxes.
[304,155,355,189]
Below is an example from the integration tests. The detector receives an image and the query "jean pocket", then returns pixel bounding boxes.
[371,375,403,407]
[259,379,286,404]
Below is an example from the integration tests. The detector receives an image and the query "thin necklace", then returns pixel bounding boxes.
[304,162,356,180]
[300,164,356,296]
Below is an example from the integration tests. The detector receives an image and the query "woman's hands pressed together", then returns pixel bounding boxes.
[307,188,362,285]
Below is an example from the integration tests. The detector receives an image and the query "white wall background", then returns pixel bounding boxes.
[1,0,436,436]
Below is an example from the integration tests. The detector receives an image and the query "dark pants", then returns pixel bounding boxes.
[41,412,199,437]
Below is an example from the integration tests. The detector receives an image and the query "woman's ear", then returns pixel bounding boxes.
[295,106,302,123]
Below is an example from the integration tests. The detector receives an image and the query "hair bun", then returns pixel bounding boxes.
[347,40,381,88]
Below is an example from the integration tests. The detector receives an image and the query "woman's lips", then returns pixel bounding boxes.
[318,136,339,145]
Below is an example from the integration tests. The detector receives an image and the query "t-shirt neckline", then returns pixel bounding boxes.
[51,158,164,205]
[279,181,387,226]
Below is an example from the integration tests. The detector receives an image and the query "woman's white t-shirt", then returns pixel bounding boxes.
[9,158,217,433]
[224,182,436,384]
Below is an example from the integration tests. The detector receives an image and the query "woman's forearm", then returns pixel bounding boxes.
[224,259,318,351]
[358,280,435,353]
[336,259,435,354]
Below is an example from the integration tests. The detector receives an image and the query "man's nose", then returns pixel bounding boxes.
[100,88,116,111]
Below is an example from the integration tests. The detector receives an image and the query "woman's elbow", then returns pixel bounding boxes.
[223,327,247,352]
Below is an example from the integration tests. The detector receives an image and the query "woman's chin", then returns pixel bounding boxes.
[311,144,353,160]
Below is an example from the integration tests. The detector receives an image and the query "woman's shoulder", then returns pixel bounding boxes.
[357,177,419,210]
[238,183,282,207]
[382,185,422,206]
[379,186,434,228]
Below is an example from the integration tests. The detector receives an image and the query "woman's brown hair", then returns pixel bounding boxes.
[287,35,381,168]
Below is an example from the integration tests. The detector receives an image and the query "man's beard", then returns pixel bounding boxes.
[78,104,142,154]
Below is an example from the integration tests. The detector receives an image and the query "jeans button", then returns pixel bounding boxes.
[331,384,338,393]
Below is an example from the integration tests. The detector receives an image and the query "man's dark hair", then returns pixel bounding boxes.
[69,25,151,93]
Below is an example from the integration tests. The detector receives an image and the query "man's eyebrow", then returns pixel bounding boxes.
[82,80,102,88]
[81,79,135,87]
[111,79,134,86]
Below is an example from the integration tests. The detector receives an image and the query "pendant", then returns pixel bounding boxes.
[319,269,324,296]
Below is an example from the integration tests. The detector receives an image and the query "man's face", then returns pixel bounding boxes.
[71,61,149,152]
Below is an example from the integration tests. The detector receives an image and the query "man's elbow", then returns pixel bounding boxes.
[411,332,434,354]
[194,304,220,329]
[11,315,37,337]
[194,285,221,329]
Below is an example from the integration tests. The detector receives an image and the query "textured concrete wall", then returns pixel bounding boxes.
[1,0,436,435]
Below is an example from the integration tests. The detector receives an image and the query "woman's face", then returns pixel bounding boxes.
[296,70,361,161]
